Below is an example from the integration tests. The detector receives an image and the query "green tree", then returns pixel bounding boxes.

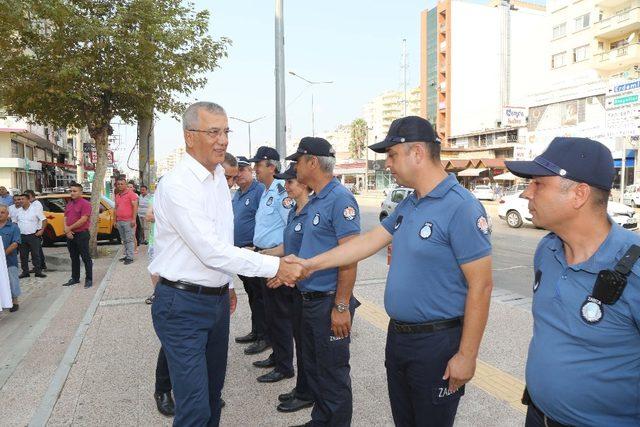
[0,0,229,255]
[349,118,367,159]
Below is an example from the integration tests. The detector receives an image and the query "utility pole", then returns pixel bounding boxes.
[402,38,408,116]
[289,71,333,137]
[275,0,286,160]
[76,132,84,185]
[498,0,511,122]
[137,110,155,188]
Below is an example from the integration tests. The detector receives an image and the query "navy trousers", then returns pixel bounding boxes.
[152,283,230,427]
[292,288,312,400]
[265,285,294,376]
[238,274,267,339]
[301,295,359,426]
[385,323,463,427]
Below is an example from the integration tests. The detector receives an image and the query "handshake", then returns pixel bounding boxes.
[271,255,313,288]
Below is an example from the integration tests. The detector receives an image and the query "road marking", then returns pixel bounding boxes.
[355,295,527,414]
[99,297,147,307]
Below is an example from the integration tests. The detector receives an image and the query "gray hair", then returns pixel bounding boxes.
[182,102,226,131]
[316,155,336,174]
[559,177,609,208]
[223,152,237,167]
[265,159,281,173]
[0,203,8,210]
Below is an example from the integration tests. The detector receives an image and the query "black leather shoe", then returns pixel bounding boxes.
[63,279,80,287]
[119,257,127,261]
[235,331,257,343]
[154,391,175,417]
[84,279,93,289]
[257,369,294,383]
[278,387,296,402]
[123,258,134,265]
[34,273,47,278]
[244,339,270,355]
[221,398,226,408]
[18,273,29,279]
[277,397,314,413]
[289,422,312,427]
[253,354,275,368]
[9,304,19,313]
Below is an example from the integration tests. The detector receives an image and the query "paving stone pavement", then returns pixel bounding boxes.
[0,242,533,426]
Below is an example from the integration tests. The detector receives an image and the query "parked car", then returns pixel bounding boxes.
[37,194,120,246]
[379,187,413,221]
[498,191,638,230]
[471,185,496,201]
[623,185,640,208]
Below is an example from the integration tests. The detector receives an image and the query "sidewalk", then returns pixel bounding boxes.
[1,246,534,426]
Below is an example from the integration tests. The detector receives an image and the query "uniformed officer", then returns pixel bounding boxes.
[277,118,493,427]
[271,137,361,426]
[505,137,640,427]
[248,146,296,382]
[231,156,268,346]
[260,162,315,413]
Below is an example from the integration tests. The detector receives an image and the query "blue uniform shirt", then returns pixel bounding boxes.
[0,221,21,267]
[0,195,13,206]
[381,174,492,323]
[253,179,291,249]
[283,203,308,257]
[298,179,360,292]
[526,223,640,426]
[232,180,265,247]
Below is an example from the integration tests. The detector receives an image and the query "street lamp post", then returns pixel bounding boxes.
[229,116,266,157]
[288,71,333,136]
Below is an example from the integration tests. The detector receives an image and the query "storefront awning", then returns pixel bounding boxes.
[493,172,517,181]
[457,168,488,177]
[614,158,634,168]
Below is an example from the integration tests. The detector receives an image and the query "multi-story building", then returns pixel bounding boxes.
[420,0,546,150]
[362,88,421,142]
[157,146,186,177]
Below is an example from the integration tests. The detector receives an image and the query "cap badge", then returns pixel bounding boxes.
[476,216,491,235]
[294,222,302,232]
[266,196,274,206]
[244,198,250,206]
[400,137,406,142]
[559,169,567,176]
[419,222,432,239]
[343,206,356,221]
[312,213,320,226]
[581,296,603,324]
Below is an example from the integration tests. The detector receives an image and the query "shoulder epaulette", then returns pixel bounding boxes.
[277,183,286,194]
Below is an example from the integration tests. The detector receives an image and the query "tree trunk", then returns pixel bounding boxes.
[87,127,110,257]
[137,109,155,187]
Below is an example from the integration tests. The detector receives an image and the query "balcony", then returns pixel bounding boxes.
[592,42,640,70]
[439,82,447,92]
[440,41,447,52]
[439,23,446,33]
[596,0,630,8]
[438,101,447,110]
[594,7,640,39]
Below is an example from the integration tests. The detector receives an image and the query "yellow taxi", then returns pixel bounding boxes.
[37,193,119,246]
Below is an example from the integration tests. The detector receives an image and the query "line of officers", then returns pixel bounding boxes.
[228,116,640,427]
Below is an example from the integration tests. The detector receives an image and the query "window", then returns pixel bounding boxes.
[573,45,590,62]
[611,38,629,50]
[552,23,566,39]
[24,145,33,161]
[391,190,406,204]
[552,52,566,68]
[11,141,24,158]
[574,13,590,30]
[40,197,67,213]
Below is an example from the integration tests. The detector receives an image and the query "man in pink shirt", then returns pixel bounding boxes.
[115,176,138,264]
[63,183,93,288]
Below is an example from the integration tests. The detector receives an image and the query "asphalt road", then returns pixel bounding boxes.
[359,204,547,298]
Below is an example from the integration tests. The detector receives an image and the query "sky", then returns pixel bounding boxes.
[115,0,440,174]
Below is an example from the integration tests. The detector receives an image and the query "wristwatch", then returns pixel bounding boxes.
[334,302,348,313]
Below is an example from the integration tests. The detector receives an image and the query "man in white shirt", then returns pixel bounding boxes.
[15,194,47,278]
[8,194,21,223]
[149,101,304,427]
[24,189,47,271]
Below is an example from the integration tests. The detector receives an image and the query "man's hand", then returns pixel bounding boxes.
[64,225,71,234]
[442,352,476,393]
[229,289,237,315]
[66,232,74,240]
[35,229,43,237]
[331,307,352,339]
[271,257,306,287]
[130,219,136,228]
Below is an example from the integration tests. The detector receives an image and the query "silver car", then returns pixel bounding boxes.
[379,187,413,221]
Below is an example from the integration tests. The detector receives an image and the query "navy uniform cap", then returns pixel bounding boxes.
[505,137,615,191]
[285,137,336,161]
[236,156,251,167]
[369,116,439,153]
[247,146,280,162]
[274,162,297,180]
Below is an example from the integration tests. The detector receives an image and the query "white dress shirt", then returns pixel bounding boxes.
[8,205,18,223]
[148,153,280,288]
[15,204,45,234]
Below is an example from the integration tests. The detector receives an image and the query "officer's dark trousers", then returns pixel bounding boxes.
[524,405,549,427]
[385,323,463,427]
[152,283,229,427]
[20,233,42,275]
[238,274,267,339]
[263,282,294,376]
[67,230,93,281]
[301,295,359,426]
[292,288,312,400]
[155,346,172,394]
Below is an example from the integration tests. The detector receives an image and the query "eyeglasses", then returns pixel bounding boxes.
[187,128,232,139]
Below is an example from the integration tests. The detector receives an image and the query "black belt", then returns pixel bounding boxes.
[522,388,569,427]
[160,278,229,296]
[301,290,336,301]
[390,317,462,334]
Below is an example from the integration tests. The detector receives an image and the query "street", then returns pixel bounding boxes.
[0,199,576,426]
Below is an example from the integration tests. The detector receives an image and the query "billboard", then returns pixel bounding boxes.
[502,107,527,127]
